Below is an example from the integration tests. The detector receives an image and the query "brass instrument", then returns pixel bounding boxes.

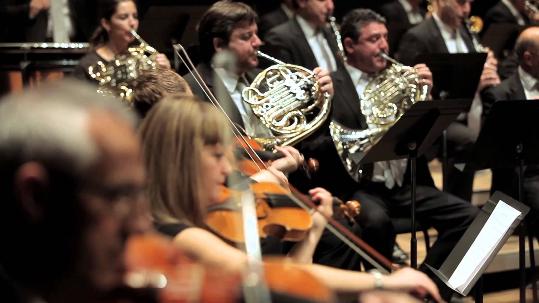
[88,30,157,104]
[465,16,488,53]
[329,53,428,182]
[241,51,332,149]
[327,15,346,62]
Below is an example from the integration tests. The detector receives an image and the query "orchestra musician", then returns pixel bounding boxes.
[264,0,344,72]
[397,0,501,202]
[0,80,151,303]
[329,9,479,301]
[182,0,367,272]
[139,95,442,302]
[482,26,539,243]
[258,0,296,40]
[72,0,170,82]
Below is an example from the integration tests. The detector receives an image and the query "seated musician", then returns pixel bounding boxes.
[72,0,170,82]
[183,0,367,272]
[328,8,479,301]
[139,95,442,301]
[397,0,501,201]
[0,80,151,302]
[482,26,539,243]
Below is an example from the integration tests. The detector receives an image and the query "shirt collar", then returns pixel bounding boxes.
[346,63,368,86]
[433,13,457,39]
[296,15,318,39]
[213,66,240,94]
[518,66,538,91]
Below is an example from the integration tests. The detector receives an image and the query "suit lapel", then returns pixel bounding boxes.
[510,73,527,100]
[426,18,449,53]
[332,70,368,129]
[198,63,245,129]
[290,19,319,69]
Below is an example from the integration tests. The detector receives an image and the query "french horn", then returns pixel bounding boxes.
[329,53,429,182]
[88,30,157,104]
[241,51,332,149]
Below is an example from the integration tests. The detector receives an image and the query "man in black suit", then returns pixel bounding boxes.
[397,0,501,202]
[0,0,97,42]
[378,0,426,57]
[258,0,295,40]
[264,0,344,72]
[482,26,539,241]
[330,8,478,299]
[485,0,535,29]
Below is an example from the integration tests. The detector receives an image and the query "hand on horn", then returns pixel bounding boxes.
[313,67,334,99]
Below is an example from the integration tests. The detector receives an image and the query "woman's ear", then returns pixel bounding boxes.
[14,162,49,222]
[212,37,225,53]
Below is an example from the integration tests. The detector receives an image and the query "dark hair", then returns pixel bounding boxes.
[89,0,137,46]
[197,0,258,63]
[130,68,193,118]
[340,9,386,53]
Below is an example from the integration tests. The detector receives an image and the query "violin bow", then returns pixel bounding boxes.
[172,43,395,274]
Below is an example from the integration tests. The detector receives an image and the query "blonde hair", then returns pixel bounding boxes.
[139,96,231,227]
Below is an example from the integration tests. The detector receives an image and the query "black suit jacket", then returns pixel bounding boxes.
[0,0,96,42]
[258,7,290,41]
[378,0,425,57]
[324,69,435,199]
[481,71,526,117]
[484,1,530,31]
[397,17,476,66]
[481,72,539,196]
[264,17,345,71]
[183,62,247,130]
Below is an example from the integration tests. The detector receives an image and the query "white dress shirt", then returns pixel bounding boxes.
[296,15,337,72]
[518,66,539,99]
[213,67,273,138]
[346,63,407,188]
[433,14,469,54]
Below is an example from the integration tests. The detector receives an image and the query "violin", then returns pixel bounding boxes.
[123,233,335,303]
[206,182,313,243]
[173,43,397,273]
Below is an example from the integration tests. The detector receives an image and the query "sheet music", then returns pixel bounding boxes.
[447,200,521,293]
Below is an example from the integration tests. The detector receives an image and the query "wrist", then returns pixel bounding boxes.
[369,269,384,290]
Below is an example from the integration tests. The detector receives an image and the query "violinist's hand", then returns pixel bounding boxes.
[250,166,289,188]
[413,64,433,100]
[381,268,442,303]
[313,67,334,99]
[478,49,500,92]
[155,53,171,69]
[29,0,50,18]
[309,187,333,230]
[270,146,303,174]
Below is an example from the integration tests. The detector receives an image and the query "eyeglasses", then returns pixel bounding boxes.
[81,183,148,216]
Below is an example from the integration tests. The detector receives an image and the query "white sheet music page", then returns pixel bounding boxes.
[447,200,521,293]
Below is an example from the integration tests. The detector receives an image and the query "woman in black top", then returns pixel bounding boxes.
[138,95,442,300]
[72,0,170,82]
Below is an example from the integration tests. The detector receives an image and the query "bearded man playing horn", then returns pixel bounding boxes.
[327,9,479,302]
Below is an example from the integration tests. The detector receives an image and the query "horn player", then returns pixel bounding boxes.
[325,9,479,302]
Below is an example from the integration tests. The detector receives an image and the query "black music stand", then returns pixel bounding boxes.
[415,53,486,193]
[426,191,529,301]
[480,23,523,60]
[359,99,471,269]
[467,100,539,303]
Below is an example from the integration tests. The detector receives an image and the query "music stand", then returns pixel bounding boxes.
[415,53,486,100]
[468,100,539,303]
[426,191,530,299]
[480,23,522,60]
[415,53,486,192]
[360,99,471,269]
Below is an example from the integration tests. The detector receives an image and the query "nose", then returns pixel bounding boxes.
[379,36,389,52]
[461,1,471,17]
[252,34,262,49]
[129,16,138,29]
[327,0,335,13]
[222,157,233,177]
